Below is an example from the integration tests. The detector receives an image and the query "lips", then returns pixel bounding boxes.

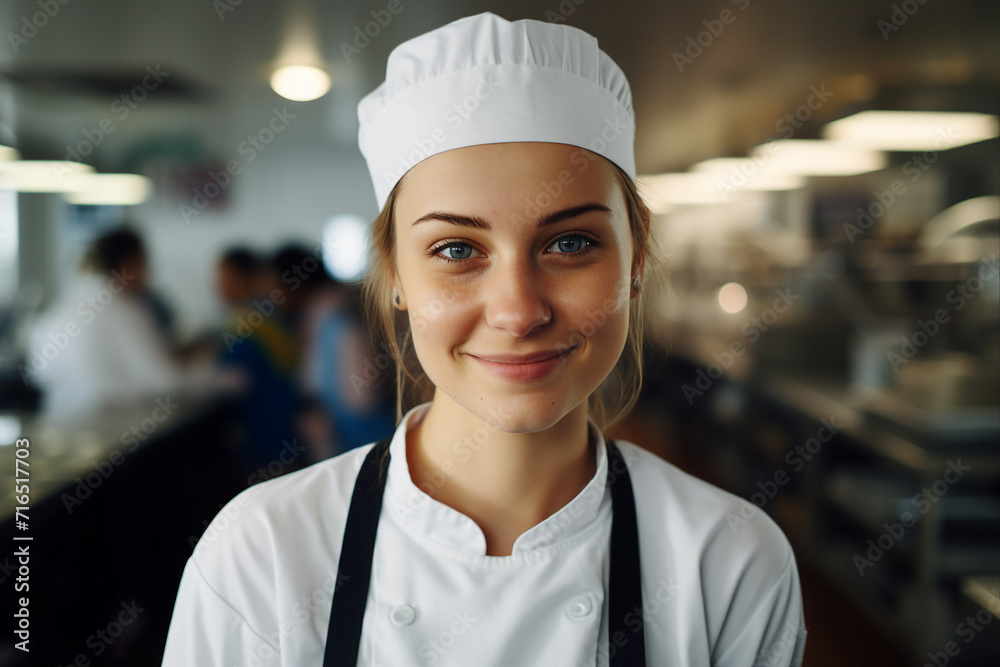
[471,349,571,364]
[467,346,577,382]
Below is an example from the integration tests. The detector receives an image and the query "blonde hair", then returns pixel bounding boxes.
[361,155,661,431]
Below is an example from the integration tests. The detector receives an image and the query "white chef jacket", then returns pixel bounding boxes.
[26,273,220,420]
[162,403,807,667]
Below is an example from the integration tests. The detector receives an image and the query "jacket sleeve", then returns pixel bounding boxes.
[710,547,808,667]
[161,558,282,667]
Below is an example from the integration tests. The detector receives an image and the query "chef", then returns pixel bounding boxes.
[161,12,807,667]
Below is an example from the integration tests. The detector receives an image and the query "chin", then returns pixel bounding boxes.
[462,392,582,434]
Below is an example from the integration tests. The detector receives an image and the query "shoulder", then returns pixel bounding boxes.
[614,441,805,661]
[187,442,377,595]
[614,440,795,584]
[168,441,389,650]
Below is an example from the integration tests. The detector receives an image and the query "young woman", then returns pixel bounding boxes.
[162,12,806,667]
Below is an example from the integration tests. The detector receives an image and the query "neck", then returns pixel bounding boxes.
[406,391,596,556]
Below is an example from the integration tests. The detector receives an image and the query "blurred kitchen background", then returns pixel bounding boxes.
[0,1,997,665]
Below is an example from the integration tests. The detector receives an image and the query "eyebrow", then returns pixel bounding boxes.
[410,203,612,230]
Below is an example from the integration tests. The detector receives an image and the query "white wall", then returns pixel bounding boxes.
[132,142,377,338]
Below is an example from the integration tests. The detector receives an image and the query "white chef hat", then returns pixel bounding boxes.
[357,11,636,211]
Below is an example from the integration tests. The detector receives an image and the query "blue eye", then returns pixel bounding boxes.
[548,235,591,254]
[436,242,477,261]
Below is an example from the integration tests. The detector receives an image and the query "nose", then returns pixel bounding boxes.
[483,260,551,337]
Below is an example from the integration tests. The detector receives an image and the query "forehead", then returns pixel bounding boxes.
[395,142,620,223]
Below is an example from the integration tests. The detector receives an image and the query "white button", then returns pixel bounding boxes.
[567,595,593,619]
[390,604,416,626]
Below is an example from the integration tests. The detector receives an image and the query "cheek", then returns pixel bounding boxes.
[563,266,630,335]
[562,274,631,381]
[404,276,475,352]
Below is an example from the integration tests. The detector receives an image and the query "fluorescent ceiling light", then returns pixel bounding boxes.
[823,111,1000,151]
[691,158,807,191]
[0,161,94,192]
[270,65,331,101]
[63,173,152,206]
[0,145,20,162]
[640,167,805,211]
[639,173,724,210]
[749,140,887,176]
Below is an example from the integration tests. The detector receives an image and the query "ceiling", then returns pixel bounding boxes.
[0,0,997,176]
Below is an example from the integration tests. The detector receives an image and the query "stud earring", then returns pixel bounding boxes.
[393,288,400,305]
[631,276,642,292]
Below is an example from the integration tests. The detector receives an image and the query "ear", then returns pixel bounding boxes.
[393,283,406,310]
[630,208,650,298]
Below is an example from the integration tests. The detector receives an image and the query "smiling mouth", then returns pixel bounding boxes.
[467,346,578,382]
[470,347,577,364]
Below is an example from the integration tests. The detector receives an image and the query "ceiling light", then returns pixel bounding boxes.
[639,173,725,210]
[0,161,94,192]
[823,111,999,151]
[63,173,152,206]
[691,158,807,191]
[270,65,331,102]
[749,140,887,176]
[640,168,805,211]
[718,282,748,314]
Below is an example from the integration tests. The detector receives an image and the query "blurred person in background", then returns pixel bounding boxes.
[26,226,220,420]
[215,246,303,479]
[307,274,396,457]
[270,243,395,459]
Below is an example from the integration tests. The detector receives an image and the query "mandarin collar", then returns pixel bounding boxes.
[384,403,611,557]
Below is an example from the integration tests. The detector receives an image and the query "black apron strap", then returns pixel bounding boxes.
[323,437,646,667]
[322,438,391,667]
[606,439,646,667]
